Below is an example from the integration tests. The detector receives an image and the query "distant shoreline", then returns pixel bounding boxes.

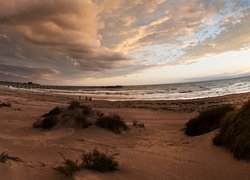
[1,75,250,87]
[1,87,250,112]
[1,75,250,101]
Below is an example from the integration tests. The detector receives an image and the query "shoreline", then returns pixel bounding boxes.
[1,87,250,112]
[2,75,250,102]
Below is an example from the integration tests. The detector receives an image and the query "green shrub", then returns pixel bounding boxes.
[213,100,250,160]
[95,114,128,134]
[35,107,62,129]
[33,116,57,129]
[42,106,62,117]
[185,105,234,136]
[81,149,118,172]
[55,159,81,177]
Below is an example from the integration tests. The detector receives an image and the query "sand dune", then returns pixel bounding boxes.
[0,88,249,180]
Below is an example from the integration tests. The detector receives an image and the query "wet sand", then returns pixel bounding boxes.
[0,88,249,180]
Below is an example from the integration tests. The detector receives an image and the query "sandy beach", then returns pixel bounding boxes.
[0,87,250,180]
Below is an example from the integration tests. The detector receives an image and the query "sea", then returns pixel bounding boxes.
[2,76,250,101]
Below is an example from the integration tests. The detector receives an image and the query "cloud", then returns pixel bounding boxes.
[0,63,59,81]
[0,0,131,73]
[175,3,250,65]
[0,0,250,84]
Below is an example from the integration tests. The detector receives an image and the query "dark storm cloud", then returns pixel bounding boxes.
[0,0,131,80]
[0,63,59,81]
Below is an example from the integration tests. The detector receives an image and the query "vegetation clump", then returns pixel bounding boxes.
[55,149,118,177]
[95,114,128,134]
[0,151,9,163]
[33,101,94,130]
[185,105,234,136]
[69,101,92,115]
[82,149,118,172]
[75,116,92,128]
[33,116,57,129]
[0,151,23,163]
[33,101,128,133]
[68,101,82,109]
[0,102,11,108]
[42,106,62,117]
[213,100,250,160]
[55,159,81,177]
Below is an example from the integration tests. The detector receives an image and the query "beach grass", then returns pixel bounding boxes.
[213,100,250,160]
[185,105,234,136]
[0,151,23,163]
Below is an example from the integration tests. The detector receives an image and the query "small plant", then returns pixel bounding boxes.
[81,149,118,172]
[213,100,250,160]
[185,105,234,136]
[95,114,128,134]
[42,106,62,117]
[0,151,9,163]
[133,120,145,128]
[55,159,81,177]
[0,151,23,163]
[0,102,11,108]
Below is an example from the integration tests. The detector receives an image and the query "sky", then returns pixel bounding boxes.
[0,0,250,86]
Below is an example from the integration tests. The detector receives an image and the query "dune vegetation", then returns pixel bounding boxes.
[95,114,129,134]
[55,149,118,177]
[55,158,81,177]
[185,105,234,136]
[82,149,119,172]
[33,101,95,129]
[33,101,129,134]
[213,100,250,160]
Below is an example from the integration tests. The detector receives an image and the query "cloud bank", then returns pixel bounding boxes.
[0,0,249,84]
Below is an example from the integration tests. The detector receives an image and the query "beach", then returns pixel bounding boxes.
[0,87,250,180]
